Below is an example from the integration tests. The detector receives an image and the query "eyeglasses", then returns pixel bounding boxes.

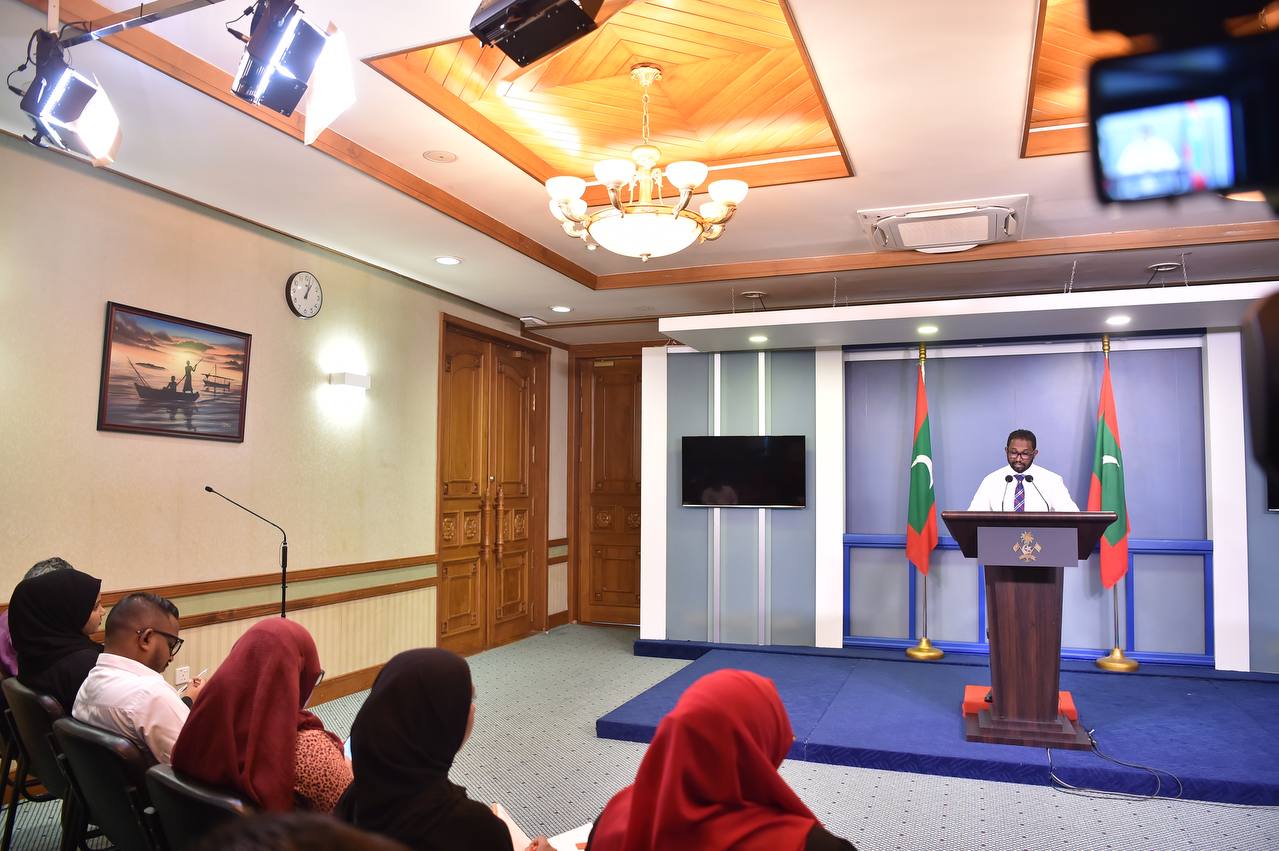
[138,628,184,656]
[1006,449,1035,458]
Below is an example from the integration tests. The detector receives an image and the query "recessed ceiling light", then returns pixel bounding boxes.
[1106,315,1131,327]
[422,150,457,163]
[550,305,572,313]
[434,256,462,266]
[917,324,939,335]
[749,334,768,344]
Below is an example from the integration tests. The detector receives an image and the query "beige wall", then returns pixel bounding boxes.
[0,135,532,595]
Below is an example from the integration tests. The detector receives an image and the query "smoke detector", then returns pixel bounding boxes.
[859,194,1029,254]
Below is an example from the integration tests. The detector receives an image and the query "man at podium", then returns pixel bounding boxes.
[968,429,1079,512]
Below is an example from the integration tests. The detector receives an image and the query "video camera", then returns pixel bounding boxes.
[1087,0,1279,212]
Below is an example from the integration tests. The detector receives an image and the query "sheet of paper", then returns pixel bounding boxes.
[492,801,532,851]
[549,822,593,851]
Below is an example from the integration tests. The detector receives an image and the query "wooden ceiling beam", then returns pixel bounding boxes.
[15,0,597,288]
[593,221,1279,289]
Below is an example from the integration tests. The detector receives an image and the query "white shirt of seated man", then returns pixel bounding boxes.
[72,594,202,765]
[968,430,1079,513]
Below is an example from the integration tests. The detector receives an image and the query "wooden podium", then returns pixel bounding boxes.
[940,510,1116,750]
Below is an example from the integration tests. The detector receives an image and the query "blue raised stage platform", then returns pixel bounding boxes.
[596,644,1279,805]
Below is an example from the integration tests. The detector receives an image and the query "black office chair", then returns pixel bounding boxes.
[0,682,58,851]
[145,764,251,851]
[1,679,86,851]
[53,718,159,851]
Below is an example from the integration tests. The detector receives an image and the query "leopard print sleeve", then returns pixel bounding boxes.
[294,728,353,813]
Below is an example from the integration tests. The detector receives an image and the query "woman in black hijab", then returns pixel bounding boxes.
[8,567,104,710]
[335,649,547,851]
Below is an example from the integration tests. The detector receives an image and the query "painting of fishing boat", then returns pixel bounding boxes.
[98,303,252,442]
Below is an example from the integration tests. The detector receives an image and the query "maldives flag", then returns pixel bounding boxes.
[1087,358,1130,589]
[906,363,938,575]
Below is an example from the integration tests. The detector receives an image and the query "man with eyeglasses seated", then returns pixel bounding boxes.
[73,592,203,764]
[968,428,1079,513]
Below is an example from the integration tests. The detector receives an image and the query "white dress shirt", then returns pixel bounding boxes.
[73,653,189,764]
[967,464,1080,512]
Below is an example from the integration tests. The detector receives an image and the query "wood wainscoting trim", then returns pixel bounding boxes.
[100,554,437,607]
[547,611,572,630]
[179,577,438,631]
[307,662,384,707]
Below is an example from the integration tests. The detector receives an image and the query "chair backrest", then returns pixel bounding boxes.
[53,717,157,851]
[145,764,250,851]
[1,677,69,799]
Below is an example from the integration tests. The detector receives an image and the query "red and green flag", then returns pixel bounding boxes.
[906,363,938,575]
[1087,358,1130,589]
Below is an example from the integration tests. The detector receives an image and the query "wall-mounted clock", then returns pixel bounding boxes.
[286,271,323,319]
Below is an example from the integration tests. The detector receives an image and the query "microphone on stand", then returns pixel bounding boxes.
[1023,475,1054,511]
[205,486,288,617]
[1002,474,1013,510]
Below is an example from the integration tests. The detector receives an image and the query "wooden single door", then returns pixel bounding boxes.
[439,331,489,655]
[439,324,544,655]
[489,345,536,646]
[578,358,642,624]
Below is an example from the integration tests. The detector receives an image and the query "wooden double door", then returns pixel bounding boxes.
[438,322,547,655]
[576,356,642,625]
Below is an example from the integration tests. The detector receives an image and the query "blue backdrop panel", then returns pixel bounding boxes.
[767,350,817,646]
[845,344,1208,655]
[666,353,711,641]
[848,548,909,638]
[1134,554,1206,654]
[719,352,761,644]
[913,549,978,642]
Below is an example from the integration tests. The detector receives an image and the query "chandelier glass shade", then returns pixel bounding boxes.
[545,64,748,262]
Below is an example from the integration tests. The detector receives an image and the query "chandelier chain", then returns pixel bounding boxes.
[641,85,651,146]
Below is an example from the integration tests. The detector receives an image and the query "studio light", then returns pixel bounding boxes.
[229,1,355,141]
[12,30,121,166]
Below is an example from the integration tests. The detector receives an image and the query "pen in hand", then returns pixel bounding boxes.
[177,668,208,694]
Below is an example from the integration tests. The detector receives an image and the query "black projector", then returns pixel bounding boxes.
[470,0,603,67]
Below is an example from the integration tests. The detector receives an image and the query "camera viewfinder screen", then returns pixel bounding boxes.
[1096,96,1235,201]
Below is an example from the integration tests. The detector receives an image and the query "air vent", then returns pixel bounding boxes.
[858,194,1029,254]
[519,316,549,327]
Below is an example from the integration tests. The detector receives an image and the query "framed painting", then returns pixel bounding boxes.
[97,302,252,442]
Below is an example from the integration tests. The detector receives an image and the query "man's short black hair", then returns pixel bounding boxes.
[24,556,73,581]
[104,592,180,638]
[1006,429,1037,449]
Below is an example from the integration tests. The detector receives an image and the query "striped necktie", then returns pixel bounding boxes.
[1013,474,1026,512]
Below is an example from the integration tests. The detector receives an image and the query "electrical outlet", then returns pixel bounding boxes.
[175,666,190,685]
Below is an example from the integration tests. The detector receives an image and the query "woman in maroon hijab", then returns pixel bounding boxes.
[587,669,855,851]
[171,619,351,812]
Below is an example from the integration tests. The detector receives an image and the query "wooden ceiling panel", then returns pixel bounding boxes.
[368,0,851,203]
[1022,0,1153,157]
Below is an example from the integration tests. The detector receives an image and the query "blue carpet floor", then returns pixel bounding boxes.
[596,649,1279,805]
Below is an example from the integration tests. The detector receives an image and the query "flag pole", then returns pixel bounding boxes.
[1095,333,1138,673]
[907,342,943,661]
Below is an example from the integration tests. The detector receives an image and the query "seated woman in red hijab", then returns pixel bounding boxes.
[171,619,351,812]
[586,669,856,851]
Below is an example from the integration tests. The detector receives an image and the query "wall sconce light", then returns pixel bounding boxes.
[329,372,370,390]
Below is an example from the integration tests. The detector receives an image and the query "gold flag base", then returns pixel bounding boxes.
[1095,646,1139,672]
[906,636,944,661]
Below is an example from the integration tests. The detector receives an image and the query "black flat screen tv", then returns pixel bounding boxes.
[682,435,806,508]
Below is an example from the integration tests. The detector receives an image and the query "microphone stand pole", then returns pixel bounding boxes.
[205,486,288,617]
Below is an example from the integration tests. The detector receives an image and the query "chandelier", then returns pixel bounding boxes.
[545,64,748,262]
